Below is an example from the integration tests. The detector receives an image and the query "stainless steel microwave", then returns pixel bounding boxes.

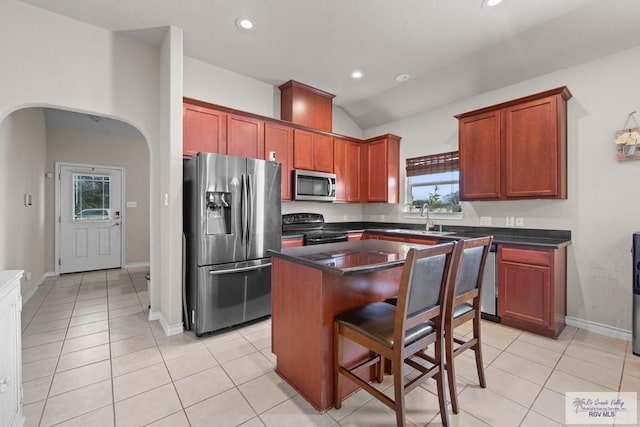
[293,169,336,202]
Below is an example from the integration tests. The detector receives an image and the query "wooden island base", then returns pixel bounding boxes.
[271,257,403,411]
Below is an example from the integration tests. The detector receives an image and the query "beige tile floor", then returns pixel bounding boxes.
[20,268,640,427]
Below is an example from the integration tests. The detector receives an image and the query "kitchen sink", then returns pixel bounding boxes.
[383,229,455,237]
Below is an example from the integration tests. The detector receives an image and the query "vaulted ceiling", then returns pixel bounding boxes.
[20,0,640,129]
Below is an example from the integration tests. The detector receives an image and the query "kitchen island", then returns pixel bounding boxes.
[269,240,426,411]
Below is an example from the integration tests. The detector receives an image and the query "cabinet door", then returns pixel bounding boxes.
[345,141,361,202]
[183,103,227,157]
[312,133,334,173]
[333,139,348,201]
[363,139,388,202]
[265,123,294,201]
[498,251,552,328]
[0,289,20,427]
[293,129,314,170]
[459,110,501,200]
[334,138,361,202]
[379,234,406,243]
[504,95,561,198]
[227,114,265,159]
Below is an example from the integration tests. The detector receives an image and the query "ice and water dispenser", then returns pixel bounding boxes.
[206,191,231,235]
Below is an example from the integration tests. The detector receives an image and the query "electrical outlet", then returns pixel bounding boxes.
[505,216,515,227]
[515,217,524,227]
[479,216,492,226]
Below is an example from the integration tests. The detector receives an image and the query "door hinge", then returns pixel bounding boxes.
[58,172,61,180]
[58,215,61,223]
[58,258,61,266]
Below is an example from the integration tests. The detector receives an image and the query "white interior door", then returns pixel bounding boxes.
[58,165,123,274]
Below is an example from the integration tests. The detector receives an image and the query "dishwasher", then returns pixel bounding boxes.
[480,243,499,322]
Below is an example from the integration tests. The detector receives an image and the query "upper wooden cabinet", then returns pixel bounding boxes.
[265,123,294,201]
[293,129,334,173]
[455,87,571,201]
[280,80,335,132]
[334,138,361,202]
[183,102,227,157]
[227,114,265,159]
[361,134,400,203]
[183,97,401,205]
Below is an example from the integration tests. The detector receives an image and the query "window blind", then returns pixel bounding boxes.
[405,151,459,177]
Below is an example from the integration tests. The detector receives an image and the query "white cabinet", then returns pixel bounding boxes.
[0,270,23,427]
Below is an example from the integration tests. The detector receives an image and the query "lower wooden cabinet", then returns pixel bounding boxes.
[281,236,304,248]
[497,245,566,337]
[0,271,23,427]
[363,232,437,245]
[347,232,363,241]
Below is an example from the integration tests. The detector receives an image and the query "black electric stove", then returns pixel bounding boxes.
[282,213,348,245]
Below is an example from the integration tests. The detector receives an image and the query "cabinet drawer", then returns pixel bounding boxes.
[500,246,551,266]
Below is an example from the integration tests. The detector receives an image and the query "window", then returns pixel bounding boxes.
[73,174,111,221]
[406,151,461,214]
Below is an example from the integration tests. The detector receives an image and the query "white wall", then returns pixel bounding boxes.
[0,0,185,334]
[363,45,640,332]
[44,125,150,269]
[184,56,277,118]
[0,108,47,295]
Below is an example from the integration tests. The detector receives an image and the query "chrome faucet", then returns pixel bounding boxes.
[420,203,433,231]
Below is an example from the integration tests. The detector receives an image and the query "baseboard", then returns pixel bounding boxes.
[149,310,183,336]
[565,316,632,340]
[124,261,150,269]
[21,271,57,305]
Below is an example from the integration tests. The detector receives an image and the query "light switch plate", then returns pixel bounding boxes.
[479,216,492,226]
[505,216,515,227]
[515,217,524,227]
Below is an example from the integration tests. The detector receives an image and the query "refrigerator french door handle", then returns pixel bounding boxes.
[208,262,272,275]
[247,174,253,245]
[241,174,248,246]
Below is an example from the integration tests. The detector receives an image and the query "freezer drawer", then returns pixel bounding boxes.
[192,259,272,335]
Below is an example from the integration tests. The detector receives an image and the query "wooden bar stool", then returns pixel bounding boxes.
[333,242,459,427]
[444,236,493,414]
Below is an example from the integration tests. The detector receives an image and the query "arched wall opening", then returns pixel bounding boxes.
[0,106,151,301]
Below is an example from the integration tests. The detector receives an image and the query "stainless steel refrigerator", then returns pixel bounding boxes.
[183,152,281,335]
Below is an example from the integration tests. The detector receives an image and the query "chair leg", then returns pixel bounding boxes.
[392,355,406,427]
[473,314,486,389]
[446,327,459,414]
[437,335,451,426]
[377,356,385,383]
[334,324,343,409]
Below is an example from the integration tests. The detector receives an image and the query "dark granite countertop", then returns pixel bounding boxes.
[319,222,571,249]
[269,240,428,275]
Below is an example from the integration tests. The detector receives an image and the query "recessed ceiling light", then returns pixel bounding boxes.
[236,18,255,31]
[482,0,504,8]
[394,74,410,82]
[351,70,364,80]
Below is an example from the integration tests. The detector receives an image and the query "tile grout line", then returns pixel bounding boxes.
[37,273,85,427]
[516,327,577,427]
